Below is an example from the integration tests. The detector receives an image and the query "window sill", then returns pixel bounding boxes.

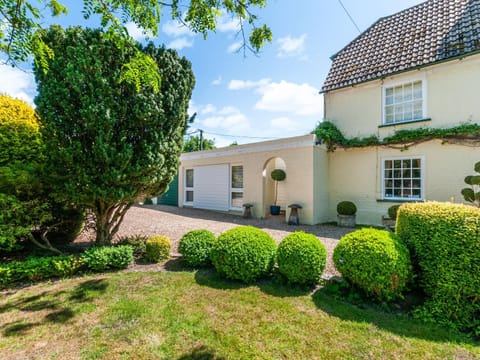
[376,199,423,203]
[379,118,431,128]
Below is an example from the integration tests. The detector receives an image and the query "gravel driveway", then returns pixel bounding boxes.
[78,205,355,277]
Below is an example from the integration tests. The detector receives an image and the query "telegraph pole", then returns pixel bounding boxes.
[199,129,204,151]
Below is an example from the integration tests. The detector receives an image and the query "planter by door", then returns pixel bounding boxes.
[337,214,356,228]
[270,205,281,216]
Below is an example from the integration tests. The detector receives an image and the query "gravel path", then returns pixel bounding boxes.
[77,205,355,277]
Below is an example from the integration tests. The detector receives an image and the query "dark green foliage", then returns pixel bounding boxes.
[183,135,216,152]
[333,228,411,301]
[34,27,195,245]
[388,205,401,220]
[461,161,480,207]
[211,226,276,283]
[42,206,85,245]
[337,201,357,216]
[178,229,217,267]
[277,232,327,285]
[270,169,286,181]
[396,202,480,334]
[0,194,30,252]
[81,245,134,271]
[313,121,480,151]
[116,235,147,259]
[143,197,154,205]
[145,235,171,262]
[0,255,83,288]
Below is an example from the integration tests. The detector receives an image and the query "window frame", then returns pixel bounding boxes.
[382,76,427,125]
[381,156,425,201]
[230,164,244,210]
[184,168,194,205]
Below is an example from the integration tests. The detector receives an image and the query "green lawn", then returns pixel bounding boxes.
[0,264,478,360]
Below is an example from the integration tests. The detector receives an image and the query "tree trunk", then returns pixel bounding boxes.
[94,201,132,246]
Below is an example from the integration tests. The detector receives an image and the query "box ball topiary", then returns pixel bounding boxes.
[145,235,171,263]
[178,229,217,267]
[337,201,357,216]
[270,169,286,181]
[333,228,411,301]
[211,226,276,283]
[277,232,327,285]
[388,204,401,220]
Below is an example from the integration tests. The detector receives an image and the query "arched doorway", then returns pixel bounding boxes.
[263,157,287,217]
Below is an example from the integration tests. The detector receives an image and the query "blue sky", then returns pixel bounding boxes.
[0,0,423,147]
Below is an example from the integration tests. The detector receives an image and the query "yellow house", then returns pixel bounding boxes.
[179,0,480,225]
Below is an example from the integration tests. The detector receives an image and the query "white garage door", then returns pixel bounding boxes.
[193,164,229,211]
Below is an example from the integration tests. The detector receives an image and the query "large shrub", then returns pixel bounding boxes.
[277,232,327,285]
[0,94,45,252]
[145,235,171,262]
[178,229,217,267]
[0,255,83,288]
[396,202,480,333]
[333,228,411,301]
[81,245,134,271]
[211,226,276,283]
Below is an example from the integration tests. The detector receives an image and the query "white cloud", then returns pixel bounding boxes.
[269,117,301,132]
[125,22,154,41]
[162,20,195,37]
[167,37,194,50]
[216,15,240,32]
[198,105,251,135]
[228,78,271,90]
[277,34,307,58]
[211,76,222,86]
[255,81,323,116]
[200,104,217,115]
[227,41,242,53]
[0,65,36,105]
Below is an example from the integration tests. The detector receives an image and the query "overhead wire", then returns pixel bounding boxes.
[337,0,362,34]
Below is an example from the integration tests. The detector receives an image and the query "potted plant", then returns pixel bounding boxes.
[270,169,286,215]
[337,201,357,227]
[382,204,400,230]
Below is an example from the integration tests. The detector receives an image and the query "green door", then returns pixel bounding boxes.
[157,174,179,206]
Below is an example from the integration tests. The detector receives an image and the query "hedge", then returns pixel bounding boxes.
[0,255,83,288]
[396,202,480,333]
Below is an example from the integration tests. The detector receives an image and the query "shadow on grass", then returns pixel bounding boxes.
[177,345,226,360]
[257,275,314,298]
[312,287,479,345]
[194,269,248,290]
[163,257,195,272]
[0,278,109,337]
[193,268,312,298]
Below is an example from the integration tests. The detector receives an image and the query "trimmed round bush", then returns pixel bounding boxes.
[388,204,400,220]
[333,228,411,301]
[145,235,171,262]
[337,201,357,215]
[211,226,276,283]
[178,229,217,267]
[277,232,327,285]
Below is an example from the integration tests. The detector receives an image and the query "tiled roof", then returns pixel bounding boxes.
[322,0,480,92]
